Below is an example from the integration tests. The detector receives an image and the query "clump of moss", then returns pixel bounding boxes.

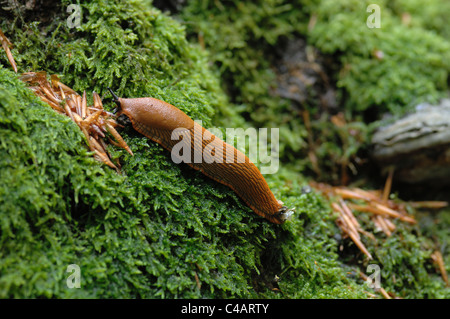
[179,0,450,298]
[0,64,368,298]
[0,0,369,298]
[388,0,450,40]
[307,0,450,115]
[0,66,130,298]
[180,0,450,180]
[181,0,310,158]
[1,0,448,299]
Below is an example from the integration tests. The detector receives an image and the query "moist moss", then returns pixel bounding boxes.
[180,0,450,178]
[180,0,450,298]
[0,0,448,299]
[0,64,367,298]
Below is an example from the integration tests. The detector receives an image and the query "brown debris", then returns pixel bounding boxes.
[106,122,133,156]
[382,166,394,202]
[359,271,391,299]
[311,168,448,298]
[349,202,416,224]
[409,201,448,209]
[333,201,373,260]
[373,215,392,237]
[194,272,201,290]
[431,250,449,287]
[0,28,17,73]
[311,172,436,248]
[19,71,133,171]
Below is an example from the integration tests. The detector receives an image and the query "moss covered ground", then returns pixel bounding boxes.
[0,0,448,298]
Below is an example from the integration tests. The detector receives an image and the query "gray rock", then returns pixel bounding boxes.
[372,99,450,185]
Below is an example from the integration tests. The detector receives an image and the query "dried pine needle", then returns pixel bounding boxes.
[431,250,449,287]
[382,166,395,202]
[0,28,17,73]
[332,202,372,260]
[409,201,448,209]
[19,71,132,171]
[359,271,391,299]
[311,168,449,297]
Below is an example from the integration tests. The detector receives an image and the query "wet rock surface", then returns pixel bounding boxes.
[372,98,450,185]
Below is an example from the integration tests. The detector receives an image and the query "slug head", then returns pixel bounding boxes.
[108,88,132,126]
[106,90,195,131]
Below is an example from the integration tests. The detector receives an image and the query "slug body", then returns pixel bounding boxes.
[111,91,293,224]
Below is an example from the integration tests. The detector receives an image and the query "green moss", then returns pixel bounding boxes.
[0,65,365,297]
[0,0,362,299]
[388,0,450,40]
[308,0,450,115]
[0,0,448,299]
[179,0,449,298]
[181,0,310,156]
[180,0,450,177]
[0,65,129,298]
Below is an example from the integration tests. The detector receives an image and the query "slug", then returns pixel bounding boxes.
[108,88,294,224]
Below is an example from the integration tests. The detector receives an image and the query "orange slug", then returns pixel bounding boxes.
[108,88,294,224]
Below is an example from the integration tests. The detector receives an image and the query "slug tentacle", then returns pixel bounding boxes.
[110,90,294,224]
[108,88,120,104]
